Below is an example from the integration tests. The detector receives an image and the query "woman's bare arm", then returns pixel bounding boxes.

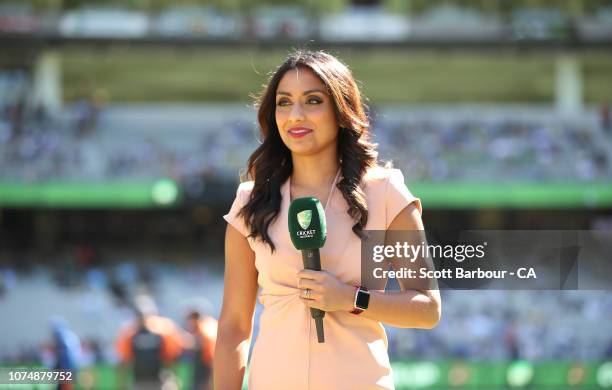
[213,224,258,389]
[359,203,442,328]
[298,203,441,328]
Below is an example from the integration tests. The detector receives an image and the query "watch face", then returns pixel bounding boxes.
[355,289,370,310]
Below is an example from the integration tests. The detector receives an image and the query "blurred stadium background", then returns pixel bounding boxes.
[1,0,612,388]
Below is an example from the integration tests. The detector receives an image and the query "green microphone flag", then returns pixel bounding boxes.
[289,197,327,250]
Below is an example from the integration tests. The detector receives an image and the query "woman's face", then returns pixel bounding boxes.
[275,67,339,157]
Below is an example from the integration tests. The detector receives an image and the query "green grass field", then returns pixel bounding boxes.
[62,48,612,104]
[4,360,608,389]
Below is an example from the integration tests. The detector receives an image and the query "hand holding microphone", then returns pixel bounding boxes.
[296,269,356,312]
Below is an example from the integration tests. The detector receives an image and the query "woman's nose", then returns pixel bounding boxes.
[288,102,305,122]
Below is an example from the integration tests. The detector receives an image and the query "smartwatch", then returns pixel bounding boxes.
[351,286,370,315]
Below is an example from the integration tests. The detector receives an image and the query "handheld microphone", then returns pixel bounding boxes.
[288,197,327,343]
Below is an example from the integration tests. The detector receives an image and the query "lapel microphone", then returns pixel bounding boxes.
[288,197,327,343]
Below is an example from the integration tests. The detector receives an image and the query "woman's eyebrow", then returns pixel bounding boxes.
[276,89,326,96]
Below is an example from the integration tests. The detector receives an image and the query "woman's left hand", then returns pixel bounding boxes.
[297,269,355,312]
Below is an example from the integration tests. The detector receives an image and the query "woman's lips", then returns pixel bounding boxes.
[288,127,313,138]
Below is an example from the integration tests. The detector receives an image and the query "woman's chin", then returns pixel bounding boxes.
[287,143,319,156]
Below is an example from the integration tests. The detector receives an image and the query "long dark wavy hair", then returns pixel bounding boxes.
[239,50,378,251]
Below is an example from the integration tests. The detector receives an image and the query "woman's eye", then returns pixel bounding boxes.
[276,97,321,106]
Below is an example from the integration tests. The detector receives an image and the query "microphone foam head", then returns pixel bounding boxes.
[288,197,327,250]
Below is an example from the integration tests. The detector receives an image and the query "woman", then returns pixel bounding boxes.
[214,50,441,390]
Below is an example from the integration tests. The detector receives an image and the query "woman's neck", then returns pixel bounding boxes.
[291,152,339,189]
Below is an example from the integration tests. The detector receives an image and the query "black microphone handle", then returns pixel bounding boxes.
[301,249,325,343]
[302,248,321,272]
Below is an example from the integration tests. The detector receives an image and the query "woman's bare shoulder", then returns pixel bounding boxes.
[238,180,254,191]
[362,164,400,185]
[236,180,255,198]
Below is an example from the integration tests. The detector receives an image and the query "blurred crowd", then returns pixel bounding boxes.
[0,253,219,389]
[2,76,611,184]
[373,109,612,182]
[388,290,612,362]
[1,256,611,368]
[0,69,105,181]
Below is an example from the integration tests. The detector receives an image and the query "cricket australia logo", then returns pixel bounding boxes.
[297,210,312,230]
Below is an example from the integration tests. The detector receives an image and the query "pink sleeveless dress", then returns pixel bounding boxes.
[223,166,422,390]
